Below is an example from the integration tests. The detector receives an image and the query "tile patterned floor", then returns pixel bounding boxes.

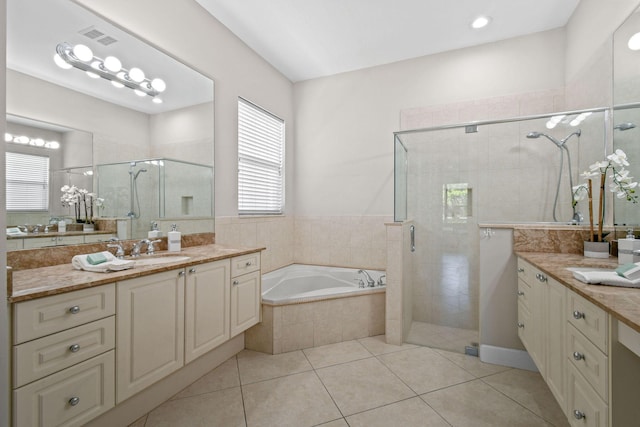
[130,335,569,427]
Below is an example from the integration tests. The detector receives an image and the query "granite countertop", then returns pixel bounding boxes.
[9,244,265,303]
[516,252,640,334]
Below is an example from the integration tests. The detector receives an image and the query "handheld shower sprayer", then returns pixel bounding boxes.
[526,129,581,148]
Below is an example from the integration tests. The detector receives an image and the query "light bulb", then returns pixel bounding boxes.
[17,136,29,144]
[471,16,491,29]
[128,67,145,83]
[134,89,146,97]
[46,141,60,149]
[72,44,93,62]
[103,56,121,72]
[151,78,166,92]
[33,138,45,147]
[629,32,640,51]
[5,133,12,142]
[53,53,72,69]
[111,81,125,89]
[86,71,100,79]
[152,97,163,104]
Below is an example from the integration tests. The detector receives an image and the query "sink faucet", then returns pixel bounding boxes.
[131,238,161,257]
[107,237,125,259]
[358,269,375,287]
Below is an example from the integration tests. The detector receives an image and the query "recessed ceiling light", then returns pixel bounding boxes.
[629,32,640,50]
[471,16,491,29]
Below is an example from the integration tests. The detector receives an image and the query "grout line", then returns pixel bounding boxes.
[302,348,347,420]
[235,355,249,427]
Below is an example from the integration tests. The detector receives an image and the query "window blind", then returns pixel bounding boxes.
[238,98,285,214]
[6,152,50,211]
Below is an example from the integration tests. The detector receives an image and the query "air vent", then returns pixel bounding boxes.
[97,36,118,46]
[78,26,118,46]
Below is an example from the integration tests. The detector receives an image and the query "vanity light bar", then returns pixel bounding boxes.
[4,133,60,149]
[54,42,166,103]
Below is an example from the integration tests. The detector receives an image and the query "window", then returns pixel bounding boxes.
[238,97,285,214]
[6,152,50,211]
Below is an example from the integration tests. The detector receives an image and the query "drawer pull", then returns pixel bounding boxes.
[517,267,524,273]
[535,273,547,282]
[178,271,186,277]
[69,344,80,353]
[573,310,585,320]
[517,322,525,329]
[68,306,80,315]
[573,410,586,420]
[233,280,240,286]
[245,261,253,267]
[573,351,585,361]
[189,268,197,274]
[517,290,525,296]
[68,396,80,406]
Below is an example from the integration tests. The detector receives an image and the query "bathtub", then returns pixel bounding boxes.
[246,264,386,354]
[261,264,386,305]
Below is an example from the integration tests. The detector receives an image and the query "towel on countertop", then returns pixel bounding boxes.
[72,251,134,273]
[572,269,640,288]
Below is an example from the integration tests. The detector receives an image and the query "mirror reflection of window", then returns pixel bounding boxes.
[6,152,49,211]
[443,183,471,223]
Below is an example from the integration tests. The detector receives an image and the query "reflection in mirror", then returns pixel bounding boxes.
[6,0,215,246]
[613,6,640,226]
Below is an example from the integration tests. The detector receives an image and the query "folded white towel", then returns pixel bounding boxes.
[72,251,134,273]
[572,270,640,288]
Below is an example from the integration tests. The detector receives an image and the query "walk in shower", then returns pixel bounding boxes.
[394,107,608,354]
[96,158,213,238]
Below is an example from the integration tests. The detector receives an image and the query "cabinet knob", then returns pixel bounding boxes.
[517,290,525,296]
[233,280,240,286]
[178,271,186,277]
[68,306,80,315]
[245,261,252,267]
[535,273,547,282]
[189,268,197,274]
[68,396,80,406]
[573,351,585,361]
[573,310,585,320]
[69,344,80,353]
[517,267,524,273]
[573,410,586,420]
[517,322,525,329]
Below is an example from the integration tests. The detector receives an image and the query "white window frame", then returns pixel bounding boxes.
[6,151,50,211]
[237,97,285,215]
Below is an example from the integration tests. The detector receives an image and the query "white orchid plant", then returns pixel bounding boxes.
[60,185,105,224]
[573,149,638,242]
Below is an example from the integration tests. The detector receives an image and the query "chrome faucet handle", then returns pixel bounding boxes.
[131,239,150,257]
[146,239,162,255]
[377,274,386,286]
[107,241,125,259]
[354,278,366,288]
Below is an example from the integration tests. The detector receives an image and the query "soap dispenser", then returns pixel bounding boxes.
[148,221,162,239]
[168,223,181,252]
[618,228,640,264]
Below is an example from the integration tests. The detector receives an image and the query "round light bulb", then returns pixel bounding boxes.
[5,133,12,142]
[17,136,29,144]
[53,53,72,69]
[86,71,100,79]
[151,78,166,92]
[103,56,122,72]
[152,97,163,104]
[134,89,146,97]
[471,16,491,29]
[72,44,93,62]
[128,67,145,83]
[33,138,45,147]
[46,141,60,149]
[111,81,125,89]
[629,32,640,51]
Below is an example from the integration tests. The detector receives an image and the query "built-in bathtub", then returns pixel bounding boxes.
[245,264,386,354]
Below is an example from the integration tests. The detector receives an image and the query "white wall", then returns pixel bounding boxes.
[76,0,295,217]
[293,29,566,216]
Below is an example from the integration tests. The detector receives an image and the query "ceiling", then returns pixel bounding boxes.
[196,0,580,82]
[7,0,213,115]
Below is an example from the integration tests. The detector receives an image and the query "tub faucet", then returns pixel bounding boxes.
[358,270,375,287]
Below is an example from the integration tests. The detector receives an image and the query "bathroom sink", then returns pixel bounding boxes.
[130,255,191,267]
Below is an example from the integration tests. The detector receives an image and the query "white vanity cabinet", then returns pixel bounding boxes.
[116,269,185,403]
[185,259,231,364]
[23,235,84,249]
[12,284,116,427]
[230,253,261,337]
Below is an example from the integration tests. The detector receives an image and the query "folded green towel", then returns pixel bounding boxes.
[86,252,108,265]
[616,263,640,280]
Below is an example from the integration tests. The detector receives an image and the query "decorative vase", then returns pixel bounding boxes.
[82,223,95,232]
[584,241,609,258]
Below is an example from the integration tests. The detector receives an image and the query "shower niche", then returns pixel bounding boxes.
[96,158,213,239]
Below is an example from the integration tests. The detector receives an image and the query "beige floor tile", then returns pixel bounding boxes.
[316,357,415,416]
[242,371,341,427]
[145,387,245,427]
[171,357,240,400]
[378,346,475,394]
[482,369,569,426]
[303,340,373,368]
[434,348,512,378]
[346,397,449,427]
[316,419,349,427]
[357,335,418,355]
[238,349,313,384]
[422,379,552,427]
[127,415,147,427]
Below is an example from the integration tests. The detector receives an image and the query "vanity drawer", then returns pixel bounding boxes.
[567,363,608,427]
[517,258,535,286]
[567,291,608,354]
[567,324,608,402]
[14,284,116,344]
[13,350,115,427]
[13,317,115,388]
[517,278,532,311]
[231,252,261,277]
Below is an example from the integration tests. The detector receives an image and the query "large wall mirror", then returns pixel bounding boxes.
[613,5,640,226]
[6,0,215,248]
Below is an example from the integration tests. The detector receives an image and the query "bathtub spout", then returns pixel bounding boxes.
[358,270,375,287]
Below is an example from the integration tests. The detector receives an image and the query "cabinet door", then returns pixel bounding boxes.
[185,260,230,364]
[528,275,546,373]
[116,270,184,403]
[230,270,261,337]
[546,277,567,414]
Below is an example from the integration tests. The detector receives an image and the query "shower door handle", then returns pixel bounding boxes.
[410,225,415,252]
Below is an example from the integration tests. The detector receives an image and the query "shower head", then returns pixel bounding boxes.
[526,129,581,148]
[615,122,636,131]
